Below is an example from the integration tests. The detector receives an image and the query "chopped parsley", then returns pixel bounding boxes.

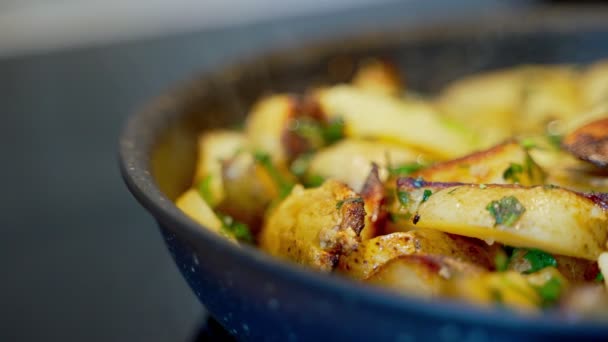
[596,272,605,283]
[397,190,410,207]
[421,189,432,203]
[517,248,557,274]
[479,184,487,189]
[289,153,312,178]
[254,151,294,199]
[197,175,214,204]
[520,138,537,150]
[218,214,253,243]
[304,174,325,188]
[322,117,345,145]
[388,163,426,176]
[336,197,364,210]
[503,163,524,183]
[533,277,563,307]
[547,134,563,149]
[486,196,526,227]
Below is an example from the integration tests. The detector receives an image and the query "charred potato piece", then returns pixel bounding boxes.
[193,131,247,207]
[394,178,608,260]
[414,140,545,185]
[260,180,365,272]
[359,164,386,240]
[307,139,422,192]
[175,189,236,242]
[338,229,495,280]
[563,117,608,168]
[352,59,403,96]
[316,85,477,158]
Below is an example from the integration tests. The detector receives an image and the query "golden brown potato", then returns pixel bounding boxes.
[338,229,495,280]
[260,180,366,272]
[216,152,281,231]
[316,85,477,158]
[394,178,608,260]
[193,130,247,207]
[414,140,545,185]
[175,189,236,242]
[352,59,403,96]
[307,138,423,192]
[358,164,386,240]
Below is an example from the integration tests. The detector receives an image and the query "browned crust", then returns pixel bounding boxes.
[563,118,608,168]
[361,163,388,236]
[396,177,608,210]
[414,140,516,178]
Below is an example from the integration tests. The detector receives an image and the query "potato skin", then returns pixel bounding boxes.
[395,178,608,260]
[260,180,366,272]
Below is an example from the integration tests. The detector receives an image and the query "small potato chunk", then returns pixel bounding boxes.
[308,139,422,192]
[414,140,545,185]
[175,189,236,242]
[352,59,403,96]
[217,152,280,231]
[246,95,294,163]
[316,85,477,158]
[367,255,484,299]
[338,229,495,280]
[193,130,247,207]
[395,178,608,260]
[260,180,366,272]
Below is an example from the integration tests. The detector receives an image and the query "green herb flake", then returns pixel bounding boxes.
[397,190,410,207]
[547,134,563,150]
[290,153,312,178]
[254,151,295,199]
[503,163,524,183]
[304,174,325,188]
[322,117,345,145]
[336,197,364,210]
[518,248,557,274]
[479,184,487,189]
[520,138,537,150]
[197,175,214,204]
[595,272,605,283]
[389,163,425,176]
[486,196,526,227]
[447,187,460,195]
[421,189,432,203]
[218,214,253,243]
[533,277,563,307]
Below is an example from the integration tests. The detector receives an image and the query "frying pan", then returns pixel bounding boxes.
[120,7,608,341]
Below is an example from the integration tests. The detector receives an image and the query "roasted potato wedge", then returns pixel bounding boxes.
[316,85,477,158]
[260,180,366,272]
[338,229,495,280]
[175,189,236,242]
[307,139,422,192]
[193,131,247,207]
[414,140,545,185]
[394,178,608,259]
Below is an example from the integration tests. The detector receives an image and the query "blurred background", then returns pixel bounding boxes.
[0,0,595,341]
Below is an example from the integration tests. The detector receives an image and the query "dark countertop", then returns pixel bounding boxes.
[0,1,529,341]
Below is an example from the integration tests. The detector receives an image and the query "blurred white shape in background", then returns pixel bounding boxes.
[0,0,395,57]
